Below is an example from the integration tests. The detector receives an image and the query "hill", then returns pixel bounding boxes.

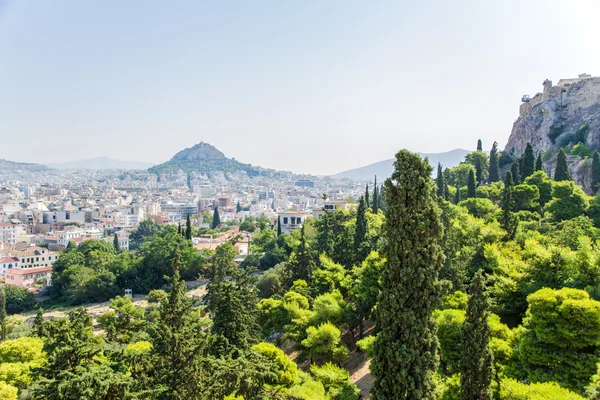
[504,74,600,192]
[331,149,470,181]
[0,159,49,172]
[149,142,265,177]
[47,157,155,170]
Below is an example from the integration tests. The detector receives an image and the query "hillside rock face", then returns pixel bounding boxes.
[504,74,600,192]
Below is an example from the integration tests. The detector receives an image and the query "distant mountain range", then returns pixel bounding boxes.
[149,142,280,177]
[46,157,155,170]
[331,149,470,181]
[0,159,49,172]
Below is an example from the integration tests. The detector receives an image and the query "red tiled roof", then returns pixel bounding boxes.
[0,257,18,263]
[6,266,52,275]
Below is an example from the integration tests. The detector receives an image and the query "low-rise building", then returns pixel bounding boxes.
[277,211,311,234]
[5,266,52,288]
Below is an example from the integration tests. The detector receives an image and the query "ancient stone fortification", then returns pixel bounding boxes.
[504,74,600,192]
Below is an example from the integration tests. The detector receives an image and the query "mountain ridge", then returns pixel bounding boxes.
[47,157,155,170]
[331,149,470,181]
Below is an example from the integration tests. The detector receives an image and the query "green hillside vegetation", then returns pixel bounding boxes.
[6,141,600,398]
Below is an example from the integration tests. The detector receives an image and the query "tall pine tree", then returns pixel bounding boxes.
[455,185,461,204]
[0,287,5,342]
[353,196,369,265]
[477,139,483,151]
[502,171,517,239]
[212,207,221,229]
[287,224,315,284]
[277,216,282,236]
[511,158,521,184]
[460,270,493,400]
[488,141,500,183]
[372,176,379,214]
[185,214,192,240]
[522,142,535,179]
[436,163,445,198]
[147,251,208,398]
[535,153,543,172]
[467,169,477,198]
[371,150,443,400]
[554,148,571,181]
[593,151,600,193]
[365,184,370,209]
[113,233,120,252]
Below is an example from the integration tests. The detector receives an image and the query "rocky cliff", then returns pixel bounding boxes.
[504,74,600,192]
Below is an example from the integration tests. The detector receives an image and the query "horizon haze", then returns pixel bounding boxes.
[1,0,599,174]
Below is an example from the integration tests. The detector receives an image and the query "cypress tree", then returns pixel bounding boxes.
[212,207,221,229]
[288,224,315,284]
[236,201,242,213]
[461,270,493,400]
[177,223,182,235]
[378,184,387,212]
[33,308,45,337]
[477,139,483,151]
[535,153,543,172]
[488,141,500,183]
[502,172,517,239]
[365,184,370,209]
[504,170,514,188]
[436,163,445,198]
[372,176,379,214]
[455,186,461,204]
[593,151,600,193]
[554,148,571,181]
[511,158,521,184]
[522,142,535,179]
[185,214,192,240]
[277,216,282,236]
[113,233,120,252]
[354,196,369,264]
[371,150,443,400]
[444,183,450,201]
[467,169,477,198]
[0,287,5,342]
[147,251,208,397]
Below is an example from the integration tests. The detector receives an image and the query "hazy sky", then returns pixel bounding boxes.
[1,1,599,175]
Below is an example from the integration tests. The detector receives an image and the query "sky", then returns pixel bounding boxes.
[1,0,600,175]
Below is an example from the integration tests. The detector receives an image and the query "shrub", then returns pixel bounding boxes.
[147,289,167,303]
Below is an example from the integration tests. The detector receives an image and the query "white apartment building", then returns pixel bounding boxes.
[0,223,25,245]
[277,211,311,235]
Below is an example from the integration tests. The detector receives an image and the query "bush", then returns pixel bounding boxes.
[500,378,584,399]
[252,342,298,387]
[356,335,376,358]
[301,322,349,364]
[458,198,498,220]
[310,363,359,400]
[3,285,36,314]
[147,289,168,303]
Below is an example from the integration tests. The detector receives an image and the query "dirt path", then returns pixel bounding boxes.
[343,351,373,399]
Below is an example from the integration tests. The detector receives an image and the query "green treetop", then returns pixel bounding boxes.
[185,214,192,240]
[467,169,477,198]
[477,139,483,151]
[511,158,521,184]
[488,141,500,183]
[212,207,221,229]
[554,148,571,181]
[436,163,446,198]
[353,196,369,265]
[535,152,543,172]
[113,233,120,252]
[522,142,535,179]
[372,176,379,214]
